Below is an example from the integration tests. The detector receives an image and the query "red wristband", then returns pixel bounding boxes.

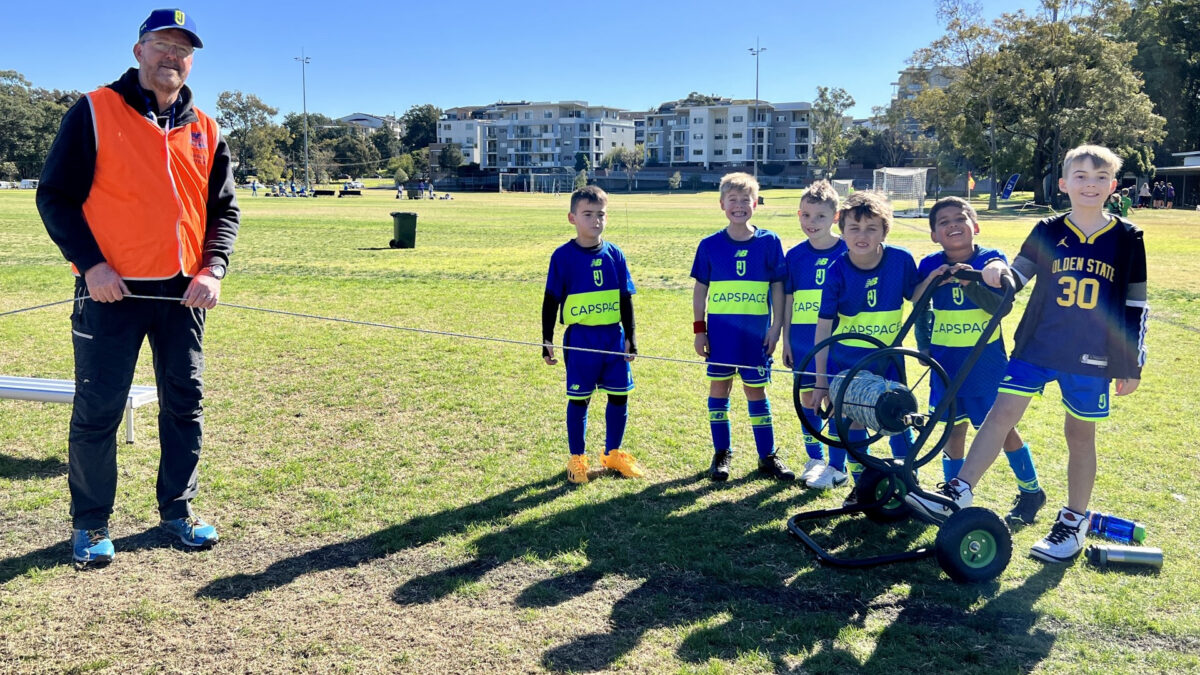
[693,320,707,334]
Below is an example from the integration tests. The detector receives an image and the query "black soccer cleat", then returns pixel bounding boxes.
[1005,488,1047,527]
[709,449,732,482]
[757,453,796,481]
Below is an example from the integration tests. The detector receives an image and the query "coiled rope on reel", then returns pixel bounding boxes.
[829,369,920,436]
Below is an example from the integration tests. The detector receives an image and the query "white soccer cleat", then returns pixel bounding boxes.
[905,478,973,523]
[1029,507,1088,563]
[805,464,847,490]
[799,458,827,485]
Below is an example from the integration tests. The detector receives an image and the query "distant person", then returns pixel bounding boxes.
[1119,188,1132,217]
[1138,182,1151,208]
[692,173,794,482]
[1107,192,1123,216]
[1166,182,1175,209]
[36,8,238,567]
[250,179,257,197]
[542,186,642,484]
[907,144,1148,564]
[1152,181,1164,209]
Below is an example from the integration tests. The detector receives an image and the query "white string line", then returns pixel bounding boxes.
[1,294,821,378]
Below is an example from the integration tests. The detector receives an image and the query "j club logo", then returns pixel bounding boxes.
[174,10,186,25]
[952,286,964,305]
[867,288,877,307]
[815,268,826,285]
[593,269,604,286]
[736,260,746,276]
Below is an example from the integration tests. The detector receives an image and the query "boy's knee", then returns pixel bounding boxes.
[569,398,591,408]
[608,395,627,407]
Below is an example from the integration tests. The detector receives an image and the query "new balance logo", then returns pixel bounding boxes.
[865,277,879,288]
[591,258,603,267]
[735,250,749,258]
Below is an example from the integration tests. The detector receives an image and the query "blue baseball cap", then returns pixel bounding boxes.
[139,9,203,48]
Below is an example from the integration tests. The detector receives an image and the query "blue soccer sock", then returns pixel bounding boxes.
[846,428,870,482]
[943,454,965,482]
[708,397,731,452]
[801,407,824,461]
[888,428,913,460]
[605,397,628,453]
[567,399,589,455]
[747,398,775,459]
[826,426,847,472]
[1004,443,1041,493]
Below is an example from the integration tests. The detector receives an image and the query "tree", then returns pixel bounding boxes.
[668,171,682,191]
[370,126,403,164]
[574,151,590,172]
[810,86,856,178]
[393,167,409,186]
[400,104,441,150]
[909,1,1166,205]
[0,70,79,178]
[1118,0,1200,157]
[437,143,464,175]
[321,135,380,177]
[574,169,588,191]
[621,144,646,192]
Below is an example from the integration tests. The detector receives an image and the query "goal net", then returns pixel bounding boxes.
[872,167,930,217]
[831,179,855,198]
[499,172,569,194]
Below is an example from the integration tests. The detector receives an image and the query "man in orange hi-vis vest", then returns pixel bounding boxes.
[37,8,240,568]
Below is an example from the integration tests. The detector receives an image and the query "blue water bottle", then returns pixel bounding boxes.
[1087,511,1146,544]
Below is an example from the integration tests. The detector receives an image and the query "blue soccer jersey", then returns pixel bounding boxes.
[1013,216,1137,377]
[818,244,919,373]
[785,239,848,367]
[546,240,636,374]
[690,228,787,367]
[917,246,1009,399]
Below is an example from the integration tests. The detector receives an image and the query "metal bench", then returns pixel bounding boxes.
[0,376,158,444]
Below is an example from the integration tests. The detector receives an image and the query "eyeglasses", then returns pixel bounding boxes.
[141,39,194,59]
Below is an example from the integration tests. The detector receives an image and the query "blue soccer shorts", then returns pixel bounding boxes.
[563,326,633,400]
[998,358,1110,420]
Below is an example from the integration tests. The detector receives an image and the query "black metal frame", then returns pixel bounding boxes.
[787,267,1016,570]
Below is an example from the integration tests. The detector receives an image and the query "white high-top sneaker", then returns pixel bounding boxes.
[1029,507,1088,563]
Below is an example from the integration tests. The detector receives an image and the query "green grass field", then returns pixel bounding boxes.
[2,188,1199,673]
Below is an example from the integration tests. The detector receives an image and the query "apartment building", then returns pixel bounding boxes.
[436,101,636,172]
[643,99,814,170]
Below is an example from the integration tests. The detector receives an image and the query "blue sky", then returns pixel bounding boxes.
[3,1,1044,122]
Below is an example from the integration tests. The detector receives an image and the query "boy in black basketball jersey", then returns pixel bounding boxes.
[907,145,1148,564]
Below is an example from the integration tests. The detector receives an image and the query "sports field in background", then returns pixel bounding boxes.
[1,188,1198,673]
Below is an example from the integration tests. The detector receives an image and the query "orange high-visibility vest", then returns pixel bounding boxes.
[79,87,219,279]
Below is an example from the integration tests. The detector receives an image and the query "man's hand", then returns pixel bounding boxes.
[83,262,128,303]
[543,341,558,366]
[694,333,709,358]
[182,273,221,309]
[1115,378,1140,396]
[981,260,1010,289]
[624,339,636,363]
[782,343,793,369]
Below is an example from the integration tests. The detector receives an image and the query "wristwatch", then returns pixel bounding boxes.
[203,264,227,280]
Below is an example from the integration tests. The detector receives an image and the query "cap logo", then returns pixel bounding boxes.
[175,10,186,25]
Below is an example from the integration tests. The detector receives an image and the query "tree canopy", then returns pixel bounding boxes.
[400,104,441,150]
[810,86,855,178]
[0,71,79,179]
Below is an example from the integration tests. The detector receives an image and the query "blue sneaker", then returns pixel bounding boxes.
[72,527,114,568]
[160,516,219,548]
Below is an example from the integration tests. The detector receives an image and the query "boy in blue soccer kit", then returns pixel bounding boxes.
[908,146,1149,563]
[543,186,643,484]
[812,191,919,506]
[914,197,1045,526]
[692,173,794,481]
[781,180,848,488]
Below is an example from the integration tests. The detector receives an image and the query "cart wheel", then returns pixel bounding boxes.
[935,507,1012,583]
[389,239,399,249]
[857,466,912,524]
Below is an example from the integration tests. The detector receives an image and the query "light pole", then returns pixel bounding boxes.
[748,39,766,180]
[294,49,311,192]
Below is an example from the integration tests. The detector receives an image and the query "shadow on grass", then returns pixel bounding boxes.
[0,453,66,480]
[0,527,193,584]
[196,469,1067,673]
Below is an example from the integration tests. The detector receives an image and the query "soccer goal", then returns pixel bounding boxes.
[499,172,569,194]
[872,167,930,217]
[831,179,855,198]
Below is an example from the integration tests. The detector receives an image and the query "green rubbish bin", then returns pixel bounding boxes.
[389,212,418,249]
[406,188,421,200]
